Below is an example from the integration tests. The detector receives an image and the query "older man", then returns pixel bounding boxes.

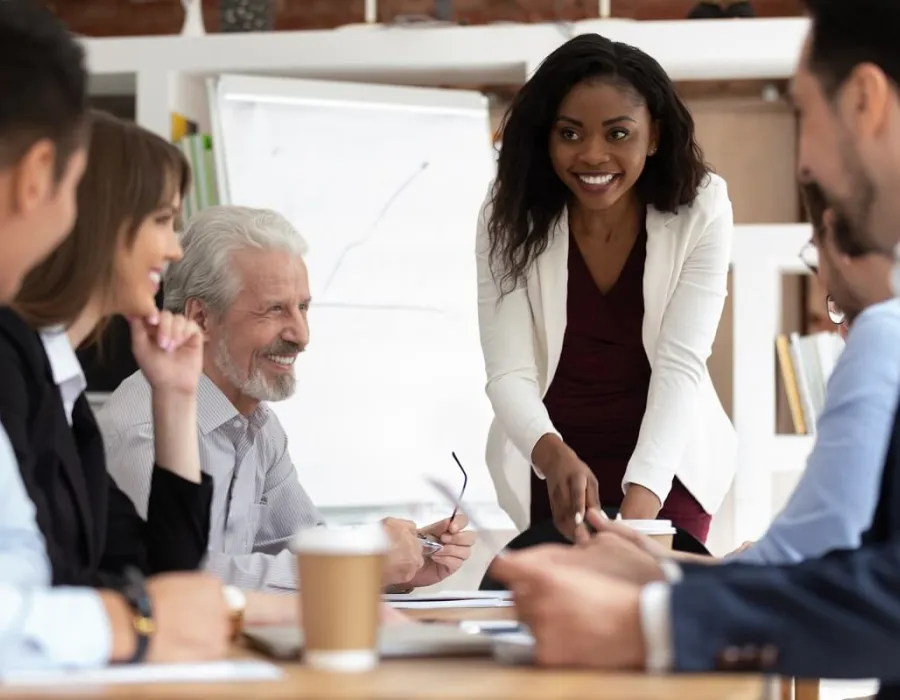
[491,0,900,691]
[99,205,474,594]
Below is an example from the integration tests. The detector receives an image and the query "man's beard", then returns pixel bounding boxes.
[214,337,298,403]
[819,131,878,256]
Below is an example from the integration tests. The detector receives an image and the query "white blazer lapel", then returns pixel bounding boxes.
[642,206,678,359]
[531,209,570,390]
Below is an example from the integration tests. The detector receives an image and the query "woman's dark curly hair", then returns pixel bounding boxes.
[488,33,709,294]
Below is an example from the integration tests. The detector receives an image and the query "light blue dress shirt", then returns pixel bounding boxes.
[0,422,112,672]
[731,297,900,565]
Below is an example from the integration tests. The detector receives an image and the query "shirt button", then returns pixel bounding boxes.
[233,420,242,428]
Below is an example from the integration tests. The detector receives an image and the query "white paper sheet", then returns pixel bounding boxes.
[390,599,515,610]
[2,660,284,687]
[382,590,512,602]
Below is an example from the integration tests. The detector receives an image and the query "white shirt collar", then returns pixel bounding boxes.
[39,326,87,426]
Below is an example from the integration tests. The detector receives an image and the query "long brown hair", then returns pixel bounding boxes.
[13,110,190,335]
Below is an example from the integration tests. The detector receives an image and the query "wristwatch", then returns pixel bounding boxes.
[223,585,246,640]
[121,567,155,664]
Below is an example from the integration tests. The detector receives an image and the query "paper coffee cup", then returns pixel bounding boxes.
[292,525,389,672]
[619,519,677,549]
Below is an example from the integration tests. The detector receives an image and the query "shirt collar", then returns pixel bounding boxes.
[196,372,270,436]
[39,326,86,392]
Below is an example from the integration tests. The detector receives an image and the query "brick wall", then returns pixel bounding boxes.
[50,0,804,37]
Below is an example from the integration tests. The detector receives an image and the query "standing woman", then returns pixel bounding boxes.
[0,110,213,586]
[478,34,735,544]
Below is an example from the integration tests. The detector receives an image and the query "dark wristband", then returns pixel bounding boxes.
[120,566,154,664]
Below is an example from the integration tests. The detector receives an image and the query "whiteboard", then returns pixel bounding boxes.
[211,75,498,510]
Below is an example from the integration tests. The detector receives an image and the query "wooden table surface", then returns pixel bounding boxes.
[0,605,768,700]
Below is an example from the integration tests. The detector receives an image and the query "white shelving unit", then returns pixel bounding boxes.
[731,224,815,543]
[79,18,815,544]
[81,16,809,138]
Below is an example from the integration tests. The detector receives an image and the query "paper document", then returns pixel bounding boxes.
[382,590,512,602]
[2,660,284,687]
[390,599,515,610]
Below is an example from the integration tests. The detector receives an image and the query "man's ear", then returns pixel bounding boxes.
[184,298,211,337]
[843,63,891,139]
[12,139,55,215]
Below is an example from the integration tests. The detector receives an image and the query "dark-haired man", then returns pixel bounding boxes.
[0,0,230,670]
[491,1,900,695]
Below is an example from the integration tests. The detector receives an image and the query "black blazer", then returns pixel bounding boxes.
[670,394,900,699]
[0,307,213,589]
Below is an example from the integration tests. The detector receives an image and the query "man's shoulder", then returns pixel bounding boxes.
[841,300,900,372]
[95,370,153,432]
[852,298,900,337]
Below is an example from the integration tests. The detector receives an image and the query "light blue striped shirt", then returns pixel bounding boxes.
[732,298,900,564]
[0,423,111,672]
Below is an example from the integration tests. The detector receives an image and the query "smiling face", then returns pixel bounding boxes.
[793,34,900,257]
[203,247,310,412]
[548,79,658,214]
[109,189,182,318]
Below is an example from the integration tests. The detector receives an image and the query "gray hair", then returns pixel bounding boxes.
[163,205,308,314]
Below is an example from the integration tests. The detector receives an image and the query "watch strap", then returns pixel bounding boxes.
[120,567,154,664]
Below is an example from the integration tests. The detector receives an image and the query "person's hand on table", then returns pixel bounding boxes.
[583,509,714,566]
[533,436,600,543]
[381,517,425,586]
[618,483,662,521]
[235,591,412,629]
[509,524,666,586]
[241,590,299,627]
[406,515,476,588]
[103,572,231,664]
[381,603,414,626]
[490,549,645,669]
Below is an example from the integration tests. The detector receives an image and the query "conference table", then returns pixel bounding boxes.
[0,604,770,700]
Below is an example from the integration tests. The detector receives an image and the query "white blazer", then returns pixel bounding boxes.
[477,172,737,532]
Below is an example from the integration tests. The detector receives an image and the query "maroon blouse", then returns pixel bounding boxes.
[532,226,711,543]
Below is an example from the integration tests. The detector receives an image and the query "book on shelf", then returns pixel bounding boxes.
[171,112,198,142]
[174,133,220,222]
[775,331,844,435]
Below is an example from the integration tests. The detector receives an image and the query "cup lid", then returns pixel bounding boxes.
[618,519,677,535]
[291,524,390,555]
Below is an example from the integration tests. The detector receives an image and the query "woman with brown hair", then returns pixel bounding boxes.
[0,109,213,587]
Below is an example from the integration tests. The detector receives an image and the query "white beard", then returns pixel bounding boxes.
[213,336,296,403]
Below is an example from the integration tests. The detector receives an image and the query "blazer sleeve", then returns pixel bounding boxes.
[101,468,213,577]
[670,541,900,678]
[100,412,212,576]
[623,178,733,504]
[476,187,561,465]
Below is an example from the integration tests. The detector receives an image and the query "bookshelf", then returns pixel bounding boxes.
[731,223,814,542]
[79,16,809,138]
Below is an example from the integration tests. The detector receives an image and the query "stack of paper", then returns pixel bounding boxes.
[383,590,514,610]
[2,660,283,687]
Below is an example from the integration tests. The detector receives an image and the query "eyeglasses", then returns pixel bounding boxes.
[427,475,506,556]
[799,240,819,274]
[798,241,846,327]
[826,295,845,325]
[448,451,468,526]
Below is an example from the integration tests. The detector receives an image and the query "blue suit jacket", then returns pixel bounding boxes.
[670,397,900,699]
